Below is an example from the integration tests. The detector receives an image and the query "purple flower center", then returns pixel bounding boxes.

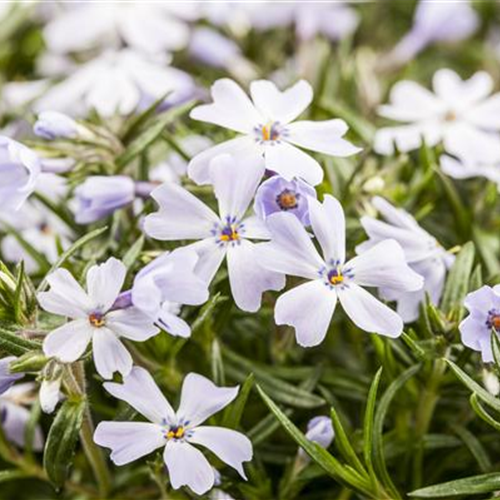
[486,309,500,331]
[276,189,299,210]
[321,261,354,289]
[255,121,287,144]
[89,312,106,328]
[328,267,344,286]
[213,216,244,246]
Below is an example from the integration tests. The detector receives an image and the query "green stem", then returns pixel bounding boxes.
[65,363,111,497]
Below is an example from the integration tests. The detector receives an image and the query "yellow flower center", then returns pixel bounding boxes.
[220,224,240,242]
[166,426,185,440]
[89,312,105,328]
[277,190,298,210]
[328,268,344,286]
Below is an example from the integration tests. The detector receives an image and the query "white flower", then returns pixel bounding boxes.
[35,49,195,118]
[188,78,361,186]
[357,197,454,322]
[144,153,285,312]
[440,154,500,191]
[374,69,500,164]
[257,195,423,346]
[131,248,209,338]
[34,111,91,141]
[43,3,196,55]
[94,367,252,496]
[0,137,41,213]
[0,383,44,450]
[39,378,62,414]
[38,257,159,379]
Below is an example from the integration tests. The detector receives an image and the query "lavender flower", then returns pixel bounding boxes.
[94,367,252,496]
[0,357,23,395]
[254,176,316,225]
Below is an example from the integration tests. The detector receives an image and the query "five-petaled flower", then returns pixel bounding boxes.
[188,78,361,186]
[257,195,424,346]
[357,196,455,322]
[94,366,253,496]
[38,257,159,379]
[144,152,285,312]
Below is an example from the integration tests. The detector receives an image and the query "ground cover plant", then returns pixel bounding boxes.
[2,1,500,499]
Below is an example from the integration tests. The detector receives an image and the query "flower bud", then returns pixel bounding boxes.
[0,357,24,395]
[34,111,80,140]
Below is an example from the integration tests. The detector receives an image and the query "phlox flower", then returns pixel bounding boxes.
[0,383,44,450]
[357,197,454,322]
[94,367,252,496]
[144,153,285,312]
[374,69,500,164]
[440,154,500,191]
[305,416,334,450]
[388,0,478,65]
[130,248,209,338]
[35,50,195,118]
[0,137,41,213]
[254,175,316,226]
[43,3,196,56]
[257,195,423,346]
[0,357,23,395]
[460,285,500,363]
[38,257,159,379]
[188,78,361,186]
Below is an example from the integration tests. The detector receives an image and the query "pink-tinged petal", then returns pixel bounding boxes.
[286,120,361,157]
[378,81,443,122]
[104,366,176,424]
[308,195,345,264]
[43,319,93,363]
[187,136,257,185]
[347,239,424,292]
[92,329,133,380]
[94,421,165,466]
[190,78,261,134]
[163,440,215,495]
[157,307,191,338]
[188,239,227,284]
[144,183,218,241]
[176,373,238,427]
[259,212,324,279]
[264,141,323,186]
[275,280,337,347]
[338,283,403,337]
[86,257,126,312]
[37,268,92,318]
[188,426,252,479]
[209,152,265,221]
[250,79,312,124]
[226,240,285,313]
[106,308,159,341]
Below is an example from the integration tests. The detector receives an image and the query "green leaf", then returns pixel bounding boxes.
[491,331,500,376]
[0,470,31,483]
[373,365,420,500]
[445,359,500,414]
[363,367,383,486]
[222,373,254,429]
[409,473,500,497]
[256,385,374,497]
[36,226,108,293]
[451,424,491,472]
[44,399,85,488]
[0,328,42,356]
[122,235,145,270]
[470,393,500,432]
[116,101,194,169]
[440,242,475,321]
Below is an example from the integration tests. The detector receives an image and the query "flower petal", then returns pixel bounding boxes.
[338,283,403,337]
[144,183,218,241]
[257,212,324,280]
[106,308,159,341]
[188,426,252,479]
[92,328,133,380]
[86,257,126,312]
[250,79,312,124]
[275,280,337,347]
[226,240,285,312]
[187,136,256,185]
[94,421,165,466]
[163,440,215,495]
[37,268,92,318]
[209,152,265,220]
[157,307,191,338]
[176,373,238,427]
[1,400,44,450]
[264,141,324,186]
[103,366,176,425]
[286,120,361,157]
[308,195,345,264]
[347,239,424,292]
[43,319,93,363]
[188,239,227,284]
[190,78,261,134]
